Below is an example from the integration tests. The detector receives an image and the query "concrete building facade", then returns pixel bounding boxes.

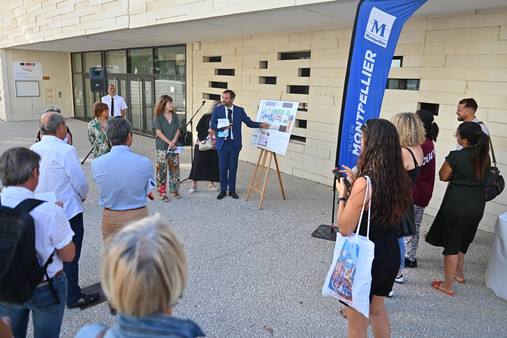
[0,0,506,231]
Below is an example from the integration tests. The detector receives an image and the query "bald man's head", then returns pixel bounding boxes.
[39,111,66,139]
[40,111,55,126]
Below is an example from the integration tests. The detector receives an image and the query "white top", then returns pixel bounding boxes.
[0,186,74,279]
[101,94,128,117]
[222,105,234,139]
[456,117,490,150]
[30,135,89,220]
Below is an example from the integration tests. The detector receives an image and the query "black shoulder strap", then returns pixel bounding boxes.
[404,147,419,167]
[14,199,45,213]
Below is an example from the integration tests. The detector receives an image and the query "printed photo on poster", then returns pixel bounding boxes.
[250,100,298,155]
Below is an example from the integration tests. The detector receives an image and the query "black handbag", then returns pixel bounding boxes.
[178,131,193,146]
[398,203,416,237]
[485,138,505,201]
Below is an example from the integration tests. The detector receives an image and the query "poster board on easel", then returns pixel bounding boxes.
[246,99,297,209]
[250,100,299,155]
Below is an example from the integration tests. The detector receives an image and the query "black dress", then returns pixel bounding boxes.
[358,178,400,301]
[188,114,220,182]
[426,147,490,255]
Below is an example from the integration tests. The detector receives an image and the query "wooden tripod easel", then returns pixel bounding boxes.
[245,148,286,209]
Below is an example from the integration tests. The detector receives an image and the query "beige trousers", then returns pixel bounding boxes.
[101,206,149,243]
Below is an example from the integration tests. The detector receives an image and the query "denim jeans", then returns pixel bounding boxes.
[0,273,67,338]
[398,237,405,270]
[65,213,83,305]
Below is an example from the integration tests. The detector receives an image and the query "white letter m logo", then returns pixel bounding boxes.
[364,7,396,48]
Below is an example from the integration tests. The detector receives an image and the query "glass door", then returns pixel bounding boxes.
[84,74,103,119]
[127,75,154,134]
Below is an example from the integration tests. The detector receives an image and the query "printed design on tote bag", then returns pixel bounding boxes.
[329,239,359,301]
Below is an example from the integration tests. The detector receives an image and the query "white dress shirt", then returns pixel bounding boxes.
[101,94,128,117]
[30,135,89,220]
[0,186,74,279]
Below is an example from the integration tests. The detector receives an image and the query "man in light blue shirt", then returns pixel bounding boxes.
[91,118,155,242]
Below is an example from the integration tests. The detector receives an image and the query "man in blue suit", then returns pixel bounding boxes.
[211,90,269,199]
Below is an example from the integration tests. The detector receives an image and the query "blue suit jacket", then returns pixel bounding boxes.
[210,105,261,151]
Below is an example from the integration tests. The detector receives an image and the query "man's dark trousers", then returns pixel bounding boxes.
[218,140,239,192]
[64,212,83,305]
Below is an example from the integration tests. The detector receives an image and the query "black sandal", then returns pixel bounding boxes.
[68,292,100,309]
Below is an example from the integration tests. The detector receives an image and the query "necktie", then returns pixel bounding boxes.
[110,97,114,116]
[227,109,232,140]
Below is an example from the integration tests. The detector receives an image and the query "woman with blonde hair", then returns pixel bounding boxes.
[188,100,222,193]
[405,110,439,268]
[389,112,425,293]
[88,102,113,158]
[76,214,205,337]
[153,95,181,201]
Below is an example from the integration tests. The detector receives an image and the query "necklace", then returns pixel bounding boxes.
[98,117,108,128]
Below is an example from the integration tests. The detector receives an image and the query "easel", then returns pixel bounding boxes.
[246,92,288,209]
[245,148,286,209]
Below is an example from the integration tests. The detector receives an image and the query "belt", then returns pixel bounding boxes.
[37,270,63,287]
[104,206,146,212]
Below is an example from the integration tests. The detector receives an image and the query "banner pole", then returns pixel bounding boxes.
[312,0,366,241]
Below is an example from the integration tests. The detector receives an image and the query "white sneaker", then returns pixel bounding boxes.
[387,289,394,298]
[395,274,404,283]
[188,187,197,194]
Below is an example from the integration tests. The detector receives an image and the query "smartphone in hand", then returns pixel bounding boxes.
[332,169,351,189]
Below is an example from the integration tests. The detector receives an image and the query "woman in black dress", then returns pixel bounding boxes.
[426,121,490,296]
[188,100,222,193]
[336,119,412,337]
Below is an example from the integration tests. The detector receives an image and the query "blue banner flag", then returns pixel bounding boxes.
[336,0,427,169]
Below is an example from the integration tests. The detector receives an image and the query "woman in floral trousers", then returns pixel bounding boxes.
[153,95,181,201]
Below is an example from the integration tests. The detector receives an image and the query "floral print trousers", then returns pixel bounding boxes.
[404,204,425,262]
[156,150,180,196]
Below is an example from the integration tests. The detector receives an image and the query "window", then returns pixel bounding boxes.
[72,53,82,73]
[419,102,439,116]
[106,50,127,74]
[259,61,268,69]
[71,45,187,135]
[203,93,221,100]
[279,51,311,60]
[290,135,306,143]
[204,56,221,62]
[155,46,186,75]
[83,52,101,71]
[215,69,235,76]
[128,48,153,74]
[72,74,84,118]
[155,76,186,112]
[210,81,228,89]
[296,119,307,129]
[386,79,420,91]
[299,68,310,77]
[259,77,277,85]
[298,103,308,112]
[391,56,403,68]
[288,85,309,94]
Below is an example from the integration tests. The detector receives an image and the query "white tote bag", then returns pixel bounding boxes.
[322,176,374,318]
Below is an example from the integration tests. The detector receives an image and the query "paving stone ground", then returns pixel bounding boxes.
[0,118,506,337]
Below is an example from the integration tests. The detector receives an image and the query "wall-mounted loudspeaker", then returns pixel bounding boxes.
[89,67,108,93]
